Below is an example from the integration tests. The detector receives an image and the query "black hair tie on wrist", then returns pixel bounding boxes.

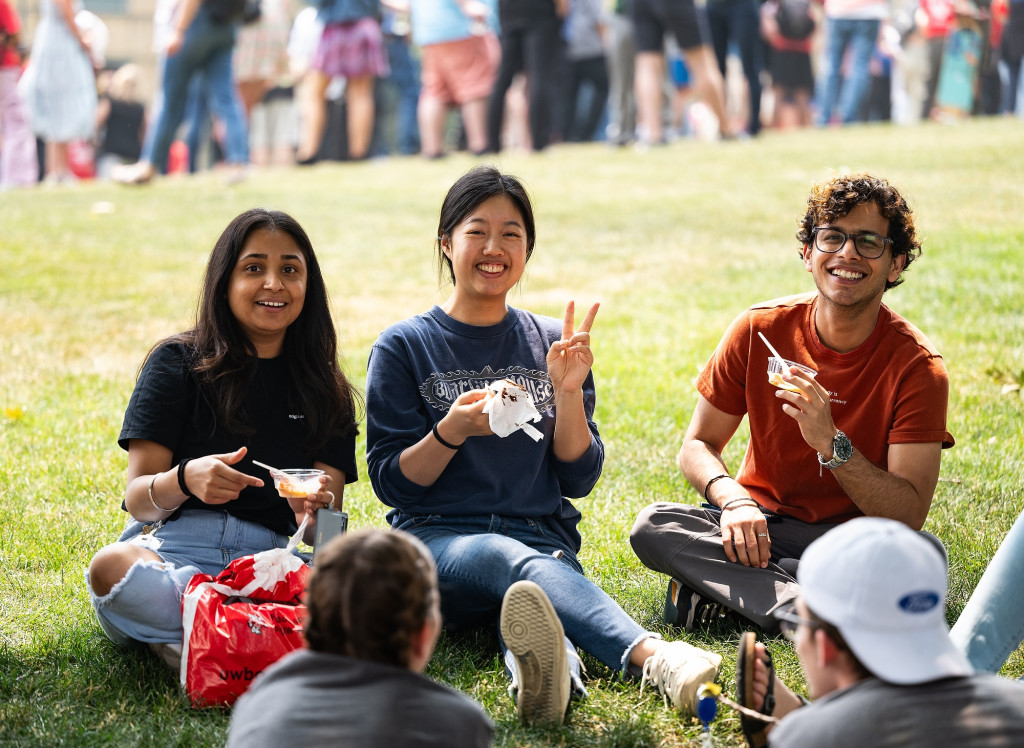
[177,458,198,500]
[432,422,463,451]
[703,473,731,502]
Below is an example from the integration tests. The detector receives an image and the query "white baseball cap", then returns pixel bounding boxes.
[797,516,974,685]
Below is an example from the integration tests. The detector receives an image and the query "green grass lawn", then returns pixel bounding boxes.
[2,118,1023,747]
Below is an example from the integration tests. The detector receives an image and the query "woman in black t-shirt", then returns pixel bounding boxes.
[85,208,360,665]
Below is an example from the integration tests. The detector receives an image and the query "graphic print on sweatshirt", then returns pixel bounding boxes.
[420,365,554,415]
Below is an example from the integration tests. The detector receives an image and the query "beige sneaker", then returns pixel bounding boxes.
[640,640,722,715]
[500,581,571,726]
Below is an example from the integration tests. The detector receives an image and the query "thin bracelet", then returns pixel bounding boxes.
[432,422,464,451]
[177,458,197,500]
[720,497,758,511]
[148,473,175,513]
[703,473,731,501]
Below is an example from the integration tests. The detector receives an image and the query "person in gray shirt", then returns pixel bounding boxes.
[227,528,493,748]
[736,517,1024,748]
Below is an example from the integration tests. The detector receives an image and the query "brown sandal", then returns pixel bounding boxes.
[736,631,774,748]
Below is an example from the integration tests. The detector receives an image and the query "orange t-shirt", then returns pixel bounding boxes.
[697,292,954,524]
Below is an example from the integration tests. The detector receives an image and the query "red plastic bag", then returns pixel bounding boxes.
[180,545,310,707]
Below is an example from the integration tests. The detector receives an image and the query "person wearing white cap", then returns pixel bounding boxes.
[737,517,1024,748]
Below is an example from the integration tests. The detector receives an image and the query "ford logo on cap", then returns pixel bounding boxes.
[898,591,940,613]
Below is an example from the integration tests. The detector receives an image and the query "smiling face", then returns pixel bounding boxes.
[803,201,906,317]
[227,229,307,357]
[441,194,530,321]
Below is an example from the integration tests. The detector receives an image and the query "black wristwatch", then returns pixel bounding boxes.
[817,430,853,470]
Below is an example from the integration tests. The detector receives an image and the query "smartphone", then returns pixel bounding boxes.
[312,507,348,564]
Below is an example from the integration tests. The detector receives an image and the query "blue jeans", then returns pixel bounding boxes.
[395,514,654,674]
[815,17,880,125]
[146,4,248,171]
[950,511,1024,676]
[707,0,763,135]
[86,509,290,646]
[375,35,421,156]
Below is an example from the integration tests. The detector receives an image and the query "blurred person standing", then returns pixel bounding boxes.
[94,64,146,179]
[17,0,97,184]
[295,0,389,163]
[410,0,498,158]
[603,0,636,145]
[915,0,956,120]
[0,0,37,188]
[562,0,610,142]
[375,0,421,156]
[486,0,567,153]
[112,0,250,184]
[630,0,733,144]
[234,0,293,120]
[706,0,765,136]
[760,0,816,129]
[814,0,888,125]
[999,0,1024,114]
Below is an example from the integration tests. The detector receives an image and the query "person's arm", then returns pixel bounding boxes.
[55,0,91,55]
[824,442,940,529]
[546,301,600,462]
[165,0,202,55]
[397,388,491,486]
[124,442,263,522]
[680,395,773,567]
[772,367,939,530]
[454,0,488,22]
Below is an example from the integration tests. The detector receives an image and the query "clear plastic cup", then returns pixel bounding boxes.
[767,359,817,393]
[270,468,324,498]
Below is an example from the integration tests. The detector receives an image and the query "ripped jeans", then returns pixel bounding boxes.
[86,509,289,646]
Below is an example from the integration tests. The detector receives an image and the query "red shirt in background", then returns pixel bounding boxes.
[0,0,23,68]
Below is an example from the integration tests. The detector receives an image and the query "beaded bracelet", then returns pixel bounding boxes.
[148,473,175,513]
[432,422,464,451]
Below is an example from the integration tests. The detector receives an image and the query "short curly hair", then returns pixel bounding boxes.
[304,529,438,668]
[796,174,921,291]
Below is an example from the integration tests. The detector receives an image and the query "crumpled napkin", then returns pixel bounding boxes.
[481,379,544,441]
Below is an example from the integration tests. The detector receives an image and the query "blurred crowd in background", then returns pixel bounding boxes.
[0,0,1021,189]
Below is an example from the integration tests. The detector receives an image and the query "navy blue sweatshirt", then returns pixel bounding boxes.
[365,306,603,551]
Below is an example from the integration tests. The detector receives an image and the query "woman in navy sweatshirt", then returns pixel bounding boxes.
[365,165,721,726]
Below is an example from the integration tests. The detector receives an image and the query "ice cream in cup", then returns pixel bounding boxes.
[767,358,817,393]
[271,468,325,499]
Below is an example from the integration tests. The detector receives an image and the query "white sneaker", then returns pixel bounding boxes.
[149,641,182,672]
[500,581,571,726]
[640,640,722,715]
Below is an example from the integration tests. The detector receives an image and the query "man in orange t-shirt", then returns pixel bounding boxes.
[631,174,954,633]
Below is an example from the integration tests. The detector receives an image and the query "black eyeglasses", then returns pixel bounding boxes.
[774,603,824,642]
[811,227,893,260]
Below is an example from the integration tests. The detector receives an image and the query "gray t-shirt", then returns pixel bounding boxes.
[227,649,494,748]
[769,675,1024,748]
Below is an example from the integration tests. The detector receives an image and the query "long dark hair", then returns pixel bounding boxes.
[304,529,439,668]
[158,208,359,451]
[435,166,536,286]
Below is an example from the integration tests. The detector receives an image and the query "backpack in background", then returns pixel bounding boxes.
[205,0,261,25]
[777,0,815,40]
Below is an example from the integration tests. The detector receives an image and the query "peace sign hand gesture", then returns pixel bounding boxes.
[546,301,600,394]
